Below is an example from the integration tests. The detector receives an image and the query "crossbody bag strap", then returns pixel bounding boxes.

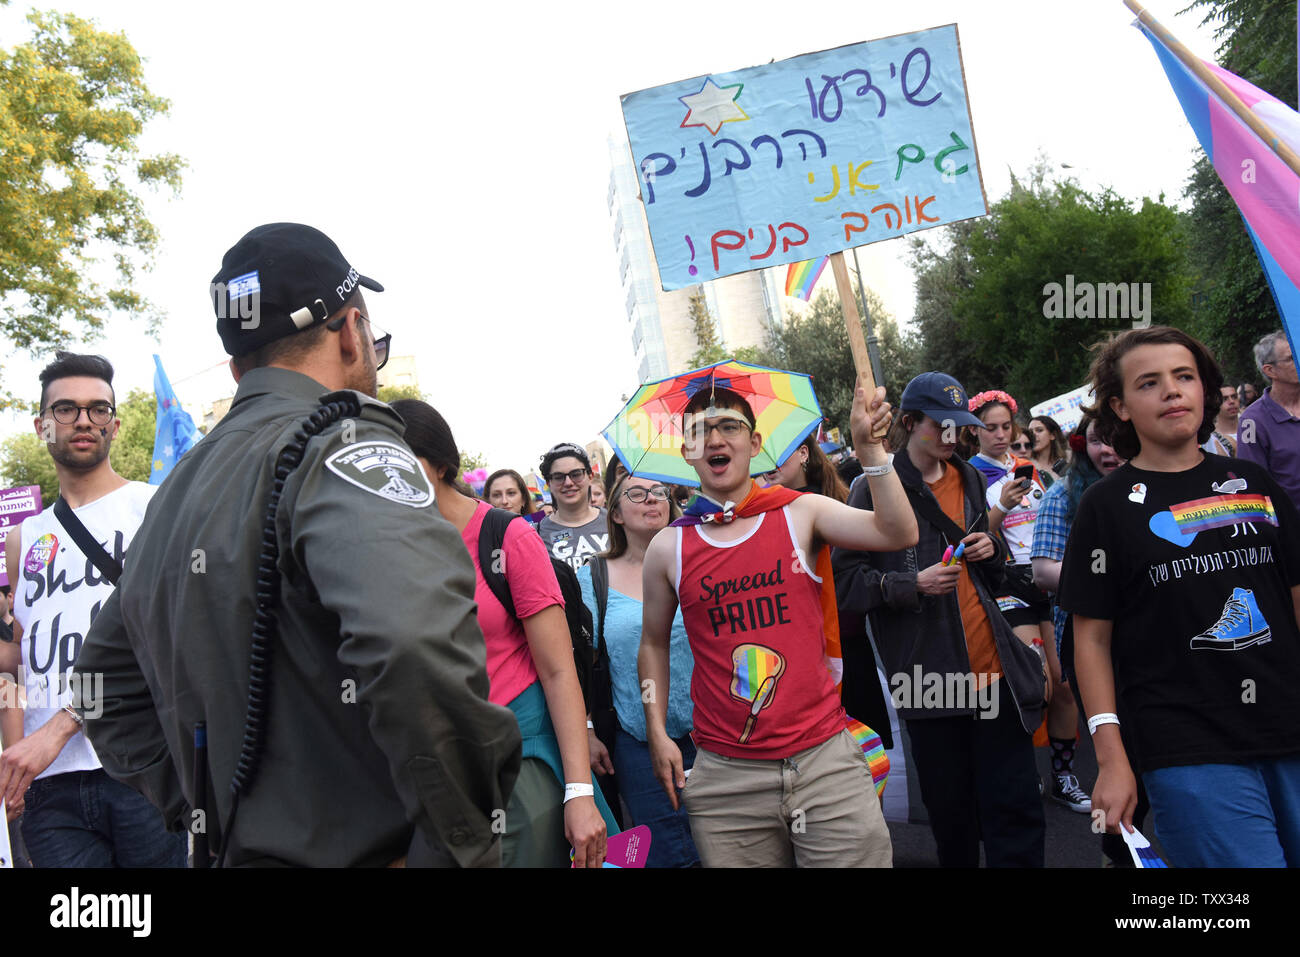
[53,496,122,585]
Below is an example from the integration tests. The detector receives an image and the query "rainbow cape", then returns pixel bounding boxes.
[1136,18,1300,360]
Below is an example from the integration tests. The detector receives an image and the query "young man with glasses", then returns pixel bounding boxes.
[639,382,917,867]
[0,352,185,867]
[537,443,608,572]
[74,223,521,867]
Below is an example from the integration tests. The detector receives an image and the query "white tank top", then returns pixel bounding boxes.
[11,482,156,779]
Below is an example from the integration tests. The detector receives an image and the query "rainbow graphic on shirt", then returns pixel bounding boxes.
[24,533,57,574]
[1168,494,1277,534]
[730,644,785,705]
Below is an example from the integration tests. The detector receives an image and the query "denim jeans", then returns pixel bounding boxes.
[21,769,186,868]
[1142,756,1300,867]
[613,728,699,868]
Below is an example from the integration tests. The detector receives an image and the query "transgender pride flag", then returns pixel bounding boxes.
[1135,13,1300,359]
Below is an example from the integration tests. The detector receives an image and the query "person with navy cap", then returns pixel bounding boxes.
[77,223,523,867]
[833,371,1049,867]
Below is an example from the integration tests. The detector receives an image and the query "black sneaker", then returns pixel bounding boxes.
[1051,773,1092,813]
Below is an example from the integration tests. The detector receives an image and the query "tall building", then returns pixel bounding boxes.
[609,136,787,383]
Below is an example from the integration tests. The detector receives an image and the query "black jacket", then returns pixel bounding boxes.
[832,452,1046,735]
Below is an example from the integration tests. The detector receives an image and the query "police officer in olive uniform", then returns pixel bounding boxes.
[77,223,521,866]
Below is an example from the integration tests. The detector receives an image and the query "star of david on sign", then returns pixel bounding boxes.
[678,77,748,136]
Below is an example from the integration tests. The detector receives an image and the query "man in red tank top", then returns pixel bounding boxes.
[640,381,916,867]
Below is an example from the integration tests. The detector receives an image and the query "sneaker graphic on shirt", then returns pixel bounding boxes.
[1189,587,1272,651]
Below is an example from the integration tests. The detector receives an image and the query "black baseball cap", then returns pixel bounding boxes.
[899,372,985,428]
[210,223,383,356]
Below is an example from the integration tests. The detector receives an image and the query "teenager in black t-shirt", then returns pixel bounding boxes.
[1059,327,1300,868]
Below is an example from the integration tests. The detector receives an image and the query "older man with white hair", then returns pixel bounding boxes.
[1238,330,1300,509]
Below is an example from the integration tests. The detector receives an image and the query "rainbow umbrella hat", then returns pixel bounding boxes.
[602,359,824,487]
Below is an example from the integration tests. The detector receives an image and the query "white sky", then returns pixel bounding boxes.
[0,0,1226,474]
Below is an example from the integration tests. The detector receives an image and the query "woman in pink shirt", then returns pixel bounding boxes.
[392,400,612,867]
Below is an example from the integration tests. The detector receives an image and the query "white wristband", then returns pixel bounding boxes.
[1087,712,1120,735]
[862,462,893,477]
[563,783,594,804]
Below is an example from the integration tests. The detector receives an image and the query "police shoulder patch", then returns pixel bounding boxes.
[324,440,434,508]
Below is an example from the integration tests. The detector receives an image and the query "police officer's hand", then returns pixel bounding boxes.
[565,796,606,868]
[588,728,614,777]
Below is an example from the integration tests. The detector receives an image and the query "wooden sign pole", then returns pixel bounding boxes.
[830,251,876,394]
[829,250,890,439]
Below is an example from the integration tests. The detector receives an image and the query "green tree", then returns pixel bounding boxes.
[686,288,726,367]
[0,8,183,407]
[910,163,1195,407]
[459,450,488,474]
[109,388,155,483]
[0,387,155,504]
[1180,0,1296,387]
[0,432,58,507]
[377,384,424,405]
[764,283,919,441]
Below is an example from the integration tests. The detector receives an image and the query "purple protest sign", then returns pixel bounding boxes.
[0,485,43,588]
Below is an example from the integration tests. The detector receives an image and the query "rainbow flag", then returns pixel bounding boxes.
[1168,494,1277,534]
[785,256,828,301]
[1135,16,1300,359]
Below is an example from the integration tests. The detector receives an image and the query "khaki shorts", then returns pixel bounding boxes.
[681,729,892,868]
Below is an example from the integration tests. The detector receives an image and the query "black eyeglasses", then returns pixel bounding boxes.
[44,401,115,426]
[548,468,590,487]
[622,484,670,503]
[684,419,750,444]
[327,312,390,370]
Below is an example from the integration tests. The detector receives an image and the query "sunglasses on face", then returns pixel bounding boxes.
[326,312,391,370]
[44,401,115,426]
[621,484,670,503]
[1010,441,1032,453]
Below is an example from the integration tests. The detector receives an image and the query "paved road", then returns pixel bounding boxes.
[888,732,1143,867]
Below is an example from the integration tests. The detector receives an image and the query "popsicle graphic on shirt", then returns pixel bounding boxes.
[731,643,785,743]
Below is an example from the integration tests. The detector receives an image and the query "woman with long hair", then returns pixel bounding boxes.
[391,399,616,867]
[484,468,536,516]
[1058,327,1300,867]
[834,372,1048,867]
[1025,415,1068,487]
[763,433,850,502]
[576,473,697,867]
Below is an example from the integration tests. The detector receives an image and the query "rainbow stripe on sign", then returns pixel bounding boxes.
[1169,494,1277,533]
[785,257,828,301]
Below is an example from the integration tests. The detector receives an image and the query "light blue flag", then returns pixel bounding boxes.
[151,355,202,485]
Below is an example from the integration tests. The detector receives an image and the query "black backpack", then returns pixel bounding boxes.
[477,508,595,710]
